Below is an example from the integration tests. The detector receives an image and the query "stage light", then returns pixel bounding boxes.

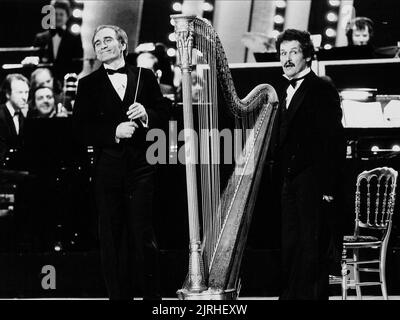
[72,8,82,18]
[203,2,214,12]
[325,28,336,37]
[273,15,284,24]
[392,145,400,152]
[172,2,182,12]
[270,30,281,38]
[328,0,341,7]
[371,146,379,152]
[70,24,81,34]
[326,12,338,22]
[167,48,176,57]
[54,242,62,252]
[324,44,333,50]
[168,33,176,42]
[275,0,287,9]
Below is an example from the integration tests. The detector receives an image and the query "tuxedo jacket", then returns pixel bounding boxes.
[0,104,24,161]
[269,71,346,196]
[34,30,83,80]
[72,64,170,163]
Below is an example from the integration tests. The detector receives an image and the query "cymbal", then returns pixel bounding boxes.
[375,46,400,57]
[0,169,31,181]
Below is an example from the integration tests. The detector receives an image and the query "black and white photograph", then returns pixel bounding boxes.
[0,0,400,310]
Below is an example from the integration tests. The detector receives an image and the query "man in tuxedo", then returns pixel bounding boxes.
[0,74,29,162]
[72,25,170,300]
[34,0,83,82]
[269,29,346,300]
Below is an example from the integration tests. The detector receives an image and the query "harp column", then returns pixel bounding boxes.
[173,15,207,295]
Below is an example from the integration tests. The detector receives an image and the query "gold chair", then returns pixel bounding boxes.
[332,167,398,300]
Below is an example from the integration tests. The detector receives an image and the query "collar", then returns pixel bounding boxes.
[283,67,311,81]
[104,60,126,72]
[5,101,19,117]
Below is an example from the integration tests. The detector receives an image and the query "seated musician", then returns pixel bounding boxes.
[33,0,83,83]
[0,74,29,162]
[27,86,67,119]
[30,68,72,112]
[136,52,175,98]
[346,17,374,47]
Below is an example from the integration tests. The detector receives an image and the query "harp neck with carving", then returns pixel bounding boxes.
[172,14,279,300]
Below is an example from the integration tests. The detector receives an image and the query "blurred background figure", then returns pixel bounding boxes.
[136,52,175,99]
[0,74,29,161]
[27,85,67,119]
[33,0,83,83]
[30,68,74,114]
[346,17,374,46]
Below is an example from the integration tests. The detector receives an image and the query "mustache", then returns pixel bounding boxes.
[284,62,295,68]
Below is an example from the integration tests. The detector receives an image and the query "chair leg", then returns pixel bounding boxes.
[353,249,362,299]
[380,247,388,300]
[341,248,348,300]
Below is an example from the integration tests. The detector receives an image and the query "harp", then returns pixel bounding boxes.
[172,14,279,299]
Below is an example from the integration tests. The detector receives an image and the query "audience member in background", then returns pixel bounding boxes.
[346,17,374,46]
[27,86,67,119]
[33,0,83,83]
[30,68,73,112]
[0,74,29,161]
[136,52,175,98]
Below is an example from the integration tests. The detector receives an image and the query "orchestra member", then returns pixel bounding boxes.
[0,74,29,162]
[27,86,67,118]
[346,17,374,46]
[269,29,346,300]
[33,0,83,82]
[72,25,170,300]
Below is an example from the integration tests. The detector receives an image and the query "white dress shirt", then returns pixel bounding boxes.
[104,61,128,101]
[52,26,66,59]
[283,67,311,109]
[6,102,21,135]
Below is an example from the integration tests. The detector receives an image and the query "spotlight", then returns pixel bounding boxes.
[270,30,281,38]
[392,145,400,152]
[168,33,176,42]
[72,8,82,18]
[172,2,182,12]
[324,44,333,50]
[70,24,81,34]
[326,12,338,22]
[275,0,287,9]
[202,2,214,12]
[273,15,284,24]
[167,48,176,57]
[325,28,337,37]
[328,0,341,7]
[371,146,379,152]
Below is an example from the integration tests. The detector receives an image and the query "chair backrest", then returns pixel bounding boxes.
[354,167,398,238]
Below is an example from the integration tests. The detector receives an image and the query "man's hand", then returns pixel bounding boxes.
[322,195,334,203]
[127,102,148,123]
[116,121,139,140]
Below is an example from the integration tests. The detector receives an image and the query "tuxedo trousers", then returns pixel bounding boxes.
[279,167,332,300]
[94,147,160,300]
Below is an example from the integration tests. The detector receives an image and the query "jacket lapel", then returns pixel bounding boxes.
[3,106,17,137]
[123,66,141,106]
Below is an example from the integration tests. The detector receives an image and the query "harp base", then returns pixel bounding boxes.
[176,288,238,300]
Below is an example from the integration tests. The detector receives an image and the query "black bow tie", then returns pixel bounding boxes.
[105,66,127,75]
[51,27,65,37]
[14,109,22,117]
[286,75,307,88]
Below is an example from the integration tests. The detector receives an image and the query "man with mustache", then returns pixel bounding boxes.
[269,29,346,299]
[72,25,170,300]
